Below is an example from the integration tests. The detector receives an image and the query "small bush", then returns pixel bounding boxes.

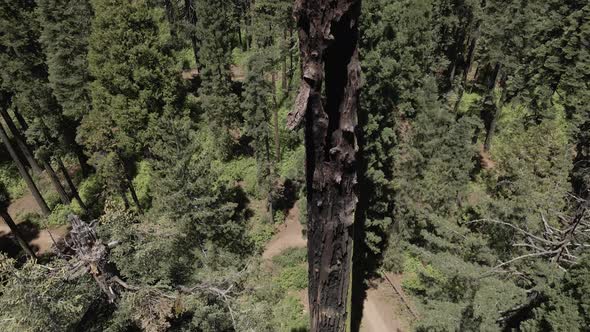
[275,265,308,291]
[249,215,275,252]
[0,163,26,199]
[273,209,286,224]
[46,204,74,226]
[272,247,307,268]
[271,294,309,332]
[132,160,152,209]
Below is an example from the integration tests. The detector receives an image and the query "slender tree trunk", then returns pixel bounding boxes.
[271,72,281,162]
[127,180,143,214]
[282,27,289,92]
[292,1,362,330]
[184,0,200,70]
[12,107,28,131]
[43,159,71,205]
[0,123,50,216]
[483,63,503,152]
[264,124,274,221]
[0,109,43,174]
[0,211,36,259]
[57,159,87,211]
[288,26,294,91]
[463,32,479,83]
[120,190,130,210]
[164,0,177,37]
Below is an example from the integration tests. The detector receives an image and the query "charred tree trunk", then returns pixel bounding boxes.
[0,108,43,174]
[43,159,71,205]
[0,210,36,259]
[292,1,362,330]
[0,123,50,216]
[57,159,87,211]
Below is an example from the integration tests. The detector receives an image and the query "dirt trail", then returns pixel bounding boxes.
[360,274,415,332]
[262,203,306,260]
[1,190,68,255]
[261,202,413,332]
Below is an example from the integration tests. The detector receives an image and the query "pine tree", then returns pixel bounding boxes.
[81,0,183,208]
[243,53,276,218]
[36,0,93,122]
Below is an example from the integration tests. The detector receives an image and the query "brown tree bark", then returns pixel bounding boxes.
[0,210,36,259]
[43,159,71,205]
[291,1,361,331]
[0,108,43,174]
[57,158,87,211]
[0,123,51,216]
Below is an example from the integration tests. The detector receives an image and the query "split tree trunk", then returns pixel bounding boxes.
[292,1,362,331]
[0,123,50,216]
[0,109,43,174]
[0,210,36,259]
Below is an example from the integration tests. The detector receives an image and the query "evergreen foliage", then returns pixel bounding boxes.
[0,0,588,331]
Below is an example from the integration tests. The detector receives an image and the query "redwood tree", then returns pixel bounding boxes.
[289,1,362,331]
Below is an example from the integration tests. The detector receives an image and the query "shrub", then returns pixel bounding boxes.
[275,265,308,291]
[0,163,26,199]
[272,247,307,269]
[46,204,74,226]
[271,294,309,332]
[132,160,152,209]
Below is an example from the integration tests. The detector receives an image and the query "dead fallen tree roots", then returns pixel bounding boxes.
[55,214,242,330]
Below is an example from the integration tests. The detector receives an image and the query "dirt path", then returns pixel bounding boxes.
[1,190,68,256]
[261,202,413,331]
[360,274,415,332]
[262,203,306,260]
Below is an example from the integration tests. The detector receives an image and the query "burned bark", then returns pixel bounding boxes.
[291,1,362,331]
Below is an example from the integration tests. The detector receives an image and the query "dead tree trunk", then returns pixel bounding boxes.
[0,210,37,259]
[290,1,361,331]
[0,123,51,216]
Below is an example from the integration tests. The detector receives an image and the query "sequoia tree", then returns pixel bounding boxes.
[289,1,361,330]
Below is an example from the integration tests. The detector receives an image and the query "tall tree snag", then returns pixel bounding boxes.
[291,1,361,331]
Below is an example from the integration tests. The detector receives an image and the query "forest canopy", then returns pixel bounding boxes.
[0,0,588,331]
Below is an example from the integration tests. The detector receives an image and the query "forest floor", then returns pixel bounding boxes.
[261,202,414,332]
[0,190,67,256]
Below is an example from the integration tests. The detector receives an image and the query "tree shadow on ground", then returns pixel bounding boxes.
[0,219,41,258]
